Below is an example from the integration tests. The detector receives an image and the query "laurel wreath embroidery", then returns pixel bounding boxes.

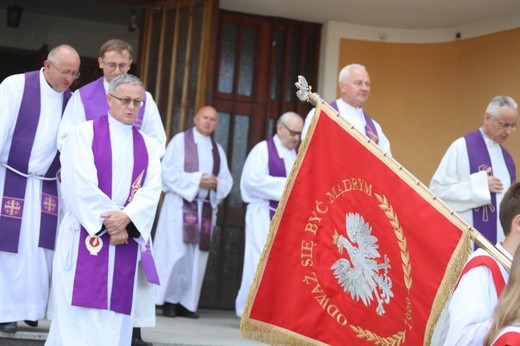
[375,193,413,290]
[350,326,406,346]
[349,193,412,346]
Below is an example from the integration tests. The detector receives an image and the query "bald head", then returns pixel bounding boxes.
[43,44,81,92]
[194,106,218,137]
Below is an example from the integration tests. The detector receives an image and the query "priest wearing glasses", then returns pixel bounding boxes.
[57,38,165,346]
[46,74,162,345]
[430,95,518,247]
[0,44,80,334]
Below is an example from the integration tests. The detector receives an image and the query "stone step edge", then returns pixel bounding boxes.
[0,331,187,346]
[0,330,47,341]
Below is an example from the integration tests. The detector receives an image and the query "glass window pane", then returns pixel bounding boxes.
[304,31,317,85]
[229,115,250,207]
[238,25,257,96]
[266,118,275,138]
[286,31,300,101]
[270,30,284,100]
[214,112,230,153]
[218,23,237,93]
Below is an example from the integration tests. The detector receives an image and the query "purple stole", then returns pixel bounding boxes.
[465,130,516,246]
[267,138,287,220]
[0,71,71,253]
[182,127,220,252]
[330,100,379,144]
[80,77,146,129]
[71,115,148,315]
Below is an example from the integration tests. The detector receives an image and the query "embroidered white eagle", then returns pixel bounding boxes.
[331,213,393,316]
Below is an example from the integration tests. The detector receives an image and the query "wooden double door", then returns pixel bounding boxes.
[139,0,321,309]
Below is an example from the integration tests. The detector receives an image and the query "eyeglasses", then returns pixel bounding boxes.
[489,113,517,131]
[109,94,144,108]
[281,122,302,137]
[49,61,80,79]
[102,59,130,71]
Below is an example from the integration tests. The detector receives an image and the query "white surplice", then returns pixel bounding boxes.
[154,127,233,312]
[443,243,511,346]
[302,98,392,156]
[0,69,64,323]
[57,77,166,328]
[430,130,512,243]
[45,116,161,346]
[234,134,297,317]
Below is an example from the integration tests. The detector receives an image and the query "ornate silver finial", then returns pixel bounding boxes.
[295,75,322,106]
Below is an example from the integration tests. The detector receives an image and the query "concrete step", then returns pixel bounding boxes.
[0,330,45,345]
[0,309,264,346]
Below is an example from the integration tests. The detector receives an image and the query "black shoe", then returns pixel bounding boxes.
[162,302,177,318]
[24,320,38,327]
[131,336,153,346]
[131,327,153,346]
[0,322,17,333]
[175,304,199,319]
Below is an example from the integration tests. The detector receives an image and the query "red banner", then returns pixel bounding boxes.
[241,103,471,345]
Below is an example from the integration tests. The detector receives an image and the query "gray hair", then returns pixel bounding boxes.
[486,96,518,116]
[277,111,302,126]
[108,74,143,94]
[338,63,367,83]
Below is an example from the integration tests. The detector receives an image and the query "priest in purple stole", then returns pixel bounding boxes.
[430,95,518,247]
[154,106,233,318]
[46,75,161,346]
[235,111,303,317]
[57,39,166,345]
[0,44,80,333]
[301,63,392,156]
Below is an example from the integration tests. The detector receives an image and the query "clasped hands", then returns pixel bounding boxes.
[199,173,218,190]
[102,210,131,245]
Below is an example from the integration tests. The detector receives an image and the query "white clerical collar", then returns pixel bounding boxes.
[339,98,363,111]
[479,128,499,145]
[273,134,293,156]
[40,68,66,97]
[193,127,211,142]
[108,113,133,128]
[103,78,110,92]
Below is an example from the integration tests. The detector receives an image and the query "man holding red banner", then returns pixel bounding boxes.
[443,182,520,346]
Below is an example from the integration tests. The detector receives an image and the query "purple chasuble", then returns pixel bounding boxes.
[0,71,71,253]
[464,130,516,247]
[80,77,146,129]
[71,115,148,315]
[330,100,379,144]
[267,137,287,220]
[182,127,220,251]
